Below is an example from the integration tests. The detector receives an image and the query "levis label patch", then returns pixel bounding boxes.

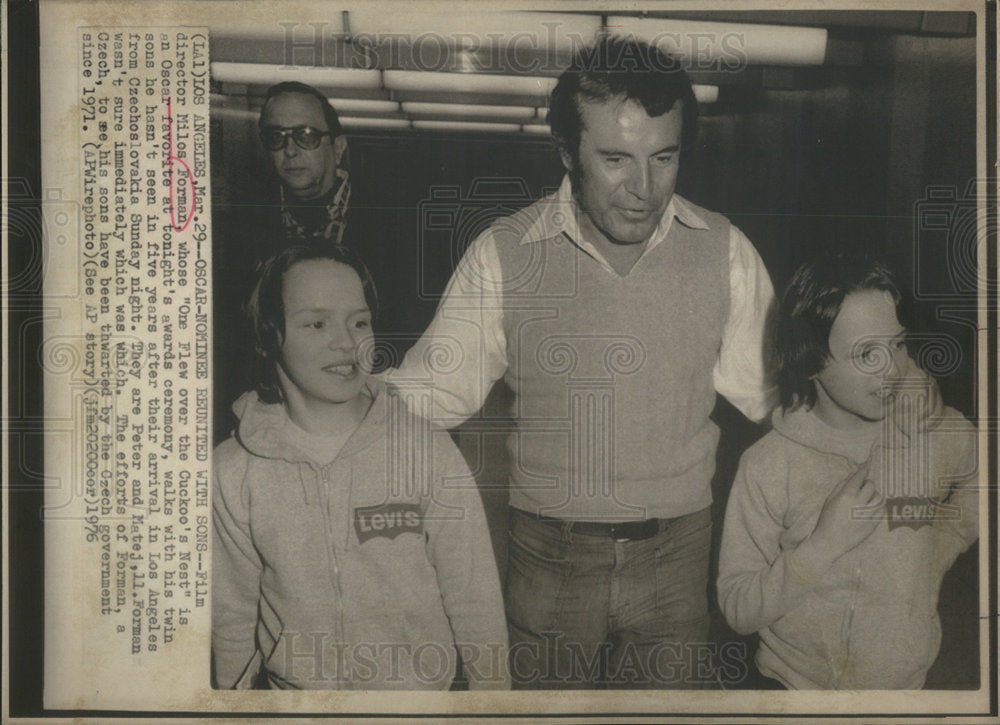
[885,496,948,531]
[354,503,423,543]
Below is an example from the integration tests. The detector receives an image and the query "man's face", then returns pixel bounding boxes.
[276,259,374,410]
[561,97,683,248]
[813,289,908,430]
[260,92,345,201]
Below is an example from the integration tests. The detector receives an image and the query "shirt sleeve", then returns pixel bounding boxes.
[389,232,508,427]
[714,227,776,423]
[423,435,511,689]
[211,447,262,689]
[717,452,834,635]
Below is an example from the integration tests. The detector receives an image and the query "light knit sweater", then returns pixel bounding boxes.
[489,192,732,521]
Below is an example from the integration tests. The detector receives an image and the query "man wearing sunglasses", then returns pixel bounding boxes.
[214,82,354,443]
[258,81,351,245]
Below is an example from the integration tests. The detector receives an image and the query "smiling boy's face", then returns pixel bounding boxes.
[276,259,373,409]
[812,289,908,430]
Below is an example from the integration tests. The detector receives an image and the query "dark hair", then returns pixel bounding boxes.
[259,81,344,138]
[549,36,698,158]
[247,244,378,403]
[774,255,904,412]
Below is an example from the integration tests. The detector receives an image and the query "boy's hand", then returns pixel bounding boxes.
[808,461,883,562]
[887,356,943,439]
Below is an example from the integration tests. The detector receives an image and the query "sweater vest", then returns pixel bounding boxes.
[491,196,730,521]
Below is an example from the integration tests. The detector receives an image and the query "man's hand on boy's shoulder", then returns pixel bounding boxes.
[887,355,944,439]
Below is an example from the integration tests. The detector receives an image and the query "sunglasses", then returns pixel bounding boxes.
[260,125,331,151]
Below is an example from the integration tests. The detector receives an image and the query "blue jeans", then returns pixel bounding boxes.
[505,506,712,689]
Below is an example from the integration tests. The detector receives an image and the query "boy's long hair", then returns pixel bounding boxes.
[774,254,904,412]
[246,243,378,404]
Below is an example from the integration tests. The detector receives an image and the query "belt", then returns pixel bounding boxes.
[520,509,663,541]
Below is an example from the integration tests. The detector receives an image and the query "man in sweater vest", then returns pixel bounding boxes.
[391,37,774,689]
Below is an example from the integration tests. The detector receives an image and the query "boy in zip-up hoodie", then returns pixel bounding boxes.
[212,244,509,690]
[718,256,978,689]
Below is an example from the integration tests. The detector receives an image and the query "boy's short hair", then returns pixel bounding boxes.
[774,254,903,412]
[247,244,378,404]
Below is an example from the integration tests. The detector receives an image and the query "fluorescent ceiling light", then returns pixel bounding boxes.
[522,124,551,136]
[211,106,259,122]
[214,103,544,135]
[210,62,381,89]
[605,17,827,67]
[330,99,400,114]
[386,70,556,97]
[340,117,412,130]
[413,120,521,133]
[343,9,601,51]
[402,102,536,120]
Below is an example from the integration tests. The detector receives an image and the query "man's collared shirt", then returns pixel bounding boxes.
[390,176,775,425]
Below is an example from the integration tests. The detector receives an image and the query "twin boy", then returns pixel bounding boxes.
[212,245,977,691]
[212,245,509,690]
[718,256,978,689]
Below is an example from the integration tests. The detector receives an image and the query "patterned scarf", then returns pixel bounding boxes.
[279,164,352,245]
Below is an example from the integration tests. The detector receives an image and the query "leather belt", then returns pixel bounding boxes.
[523,510,663,541]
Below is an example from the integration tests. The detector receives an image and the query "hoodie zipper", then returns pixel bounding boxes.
[832,548,863,688]
[316,462,347,687]
[820,456,865,690]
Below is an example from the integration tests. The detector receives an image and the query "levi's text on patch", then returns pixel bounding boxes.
[354,503,423,543]
[885,496,960,531]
